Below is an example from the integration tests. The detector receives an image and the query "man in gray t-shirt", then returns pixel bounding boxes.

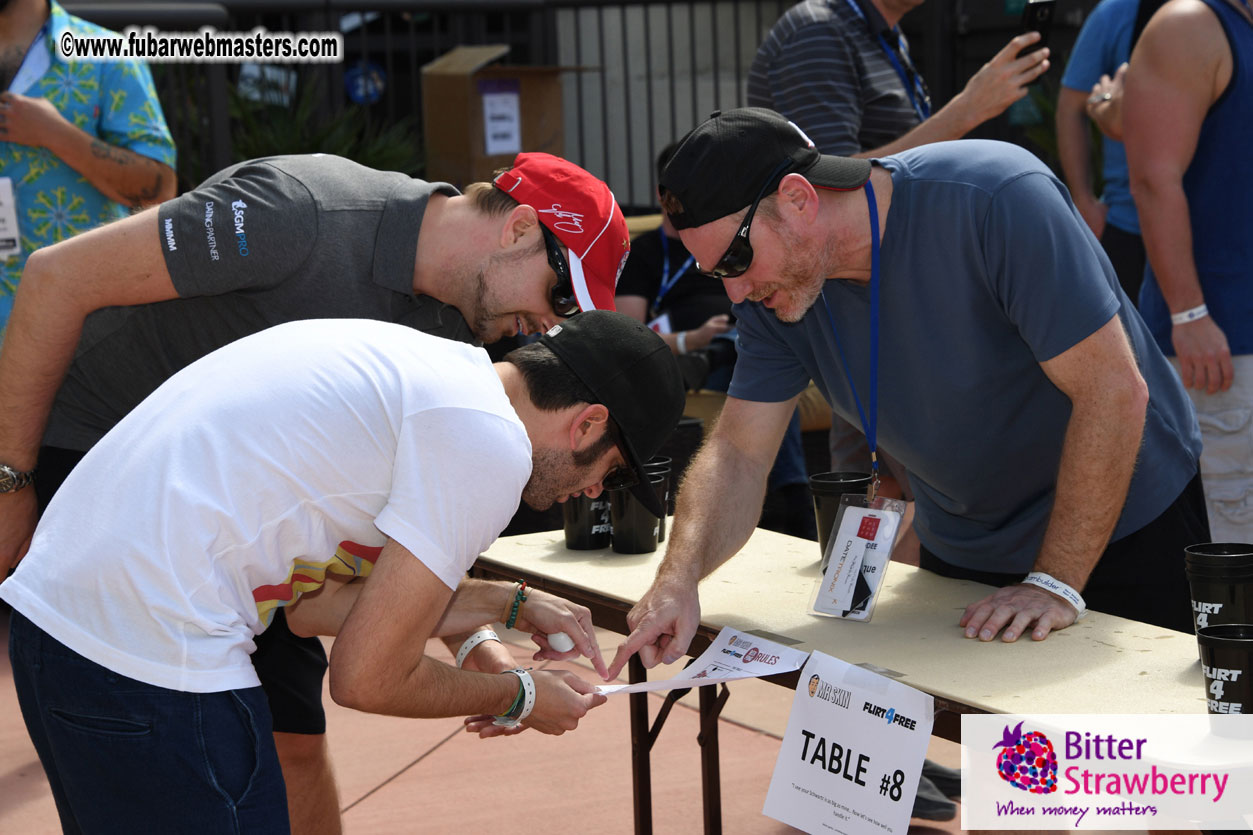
[609,108,1207,682]
[0,150,630,835]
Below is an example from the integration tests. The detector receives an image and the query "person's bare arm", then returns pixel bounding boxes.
[1056,85,1106,238]
[1124,0,1232,393]
[328,538,606,734]
[0,91,176,207]
[960,316,1148,642]
[606,395,796,679]
[852,33,1049,159]
[0,209,177,571]
[615,295,649,323]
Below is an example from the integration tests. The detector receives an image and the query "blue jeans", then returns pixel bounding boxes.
[8,610,290,833]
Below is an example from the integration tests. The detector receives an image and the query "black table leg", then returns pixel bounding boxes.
[629,655,652,835]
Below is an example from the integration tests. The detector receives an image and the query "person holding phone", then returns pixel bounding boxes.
[747,0,1051,528]
[747,0,1050,163]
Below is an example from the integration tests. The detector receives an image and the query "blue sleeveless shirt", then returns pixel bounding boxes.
[1139,0,1253,355]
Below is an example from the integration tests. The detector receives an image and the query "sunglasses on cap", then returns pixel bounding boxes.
[700,158,793,280]
[539,224,580,318]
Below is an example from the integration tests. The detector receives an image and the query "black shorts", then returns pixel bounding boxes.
[251,608,329,734]
[39,445,329,735]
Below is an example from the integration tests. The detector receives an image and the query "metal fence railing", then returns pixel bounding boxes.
[65,0,1097,211]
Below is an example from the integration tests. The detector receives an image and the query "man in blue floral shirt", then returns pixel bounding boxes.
[0,0,176,331]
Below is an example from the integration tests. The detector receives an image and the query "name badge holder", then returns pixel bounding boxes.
[0,179,20,259]
[812,493,906,621]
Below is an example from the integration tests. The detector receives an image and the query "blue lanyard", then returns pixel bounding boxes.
[820,180,881,487]
[656,232,695,310]
[842,0,931,122]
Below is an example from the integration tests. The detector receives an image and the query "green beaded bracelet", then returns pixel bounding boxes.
[505,581,528,630]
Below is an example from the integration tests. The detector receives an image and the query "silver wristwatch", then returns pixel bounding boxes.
[0,464,36,493]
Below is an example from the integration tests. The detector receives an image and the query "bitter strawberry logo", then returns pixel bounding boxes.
[994,721,1058,794]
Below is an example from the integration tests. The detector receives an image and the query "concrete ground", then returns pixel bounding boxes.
[1,610,979,834]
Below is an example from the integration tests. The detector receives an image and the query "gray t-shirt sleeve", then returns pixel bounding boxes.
[979,172,1122,362]
[157,161,319,297]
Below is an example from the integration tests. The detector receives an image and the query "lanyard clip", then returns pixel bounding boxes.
[867,451,880,503]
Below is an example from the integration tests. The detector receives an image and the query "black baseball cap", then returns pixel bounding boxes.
[659,107,873,230]
[538,311,685,517]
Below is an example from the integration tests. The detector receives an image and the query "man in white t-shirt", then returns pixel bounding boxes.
[1,310,684,833]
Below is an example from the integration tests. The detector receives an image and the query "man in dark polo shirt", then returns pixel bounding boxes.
[0,150,630,834]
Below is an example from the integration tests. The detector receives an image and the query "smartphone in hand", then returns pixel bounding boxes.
[1020,0,1056,53]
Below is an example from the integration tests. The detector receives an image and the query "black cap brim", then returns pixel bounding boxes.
[800,154,872,192]
[618,432,666,518]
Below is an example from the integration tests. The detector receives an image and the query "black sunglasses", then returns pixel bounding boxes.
[701,158,793,280]
[600,417,639,491]
[540,224,580,318]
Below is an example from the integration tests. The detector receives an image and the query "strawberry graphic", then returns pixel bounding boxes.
[994,721,1058,794]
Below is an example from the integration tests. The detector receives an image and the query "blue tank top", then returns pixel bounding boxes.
[1139,0,1253,356]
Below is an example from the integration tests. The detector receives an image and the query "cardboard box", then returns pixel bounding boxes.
[421,45,564,187]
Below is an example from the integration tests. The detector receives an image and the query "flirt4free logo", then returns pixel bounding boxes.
[995,721,1059,794]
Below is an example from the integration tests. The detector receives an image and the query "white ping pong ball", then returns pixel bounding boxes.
[548,631,575,653]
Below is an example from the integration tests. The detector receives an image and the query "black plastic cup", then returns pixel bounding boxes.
[610,473,666,554]
[809,472,873,569]
[644,456,672,542]
[1184,543,1253,632]
[657,416,702,515]
[1197,624,1253,714]
[562,494,611,550]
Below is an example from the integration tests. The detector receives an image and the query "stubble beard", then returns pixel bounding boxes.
[521,447,575,511]
[466,268,498,342]
[521,438,612,510]
[764,229,835,324]
[468,250,547,343]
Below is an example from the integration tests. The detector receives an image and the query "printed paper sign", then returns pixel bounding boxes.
[480,81,521,156]
[962,714,1253,830]
[0,178,20,258]
[813,498,903,619]
[597,627,808,695]
[764,651,933,835]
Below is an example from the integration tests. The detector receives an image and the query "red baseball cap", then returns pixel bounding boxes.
[493,153,630,313]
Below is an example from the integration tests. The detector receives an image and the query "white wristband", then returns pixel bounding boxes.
[455,629,501,669]
[493,668,536,727]
[1170,304,1209,326]
[675,331,688,354]
[1022,571,1087,618]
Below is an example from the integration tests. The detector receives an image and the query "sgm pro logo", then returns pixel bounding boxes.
[231,199,250,256]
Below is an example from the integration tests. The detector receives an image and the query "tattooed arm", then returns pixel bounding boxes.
[0,90,175,208]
